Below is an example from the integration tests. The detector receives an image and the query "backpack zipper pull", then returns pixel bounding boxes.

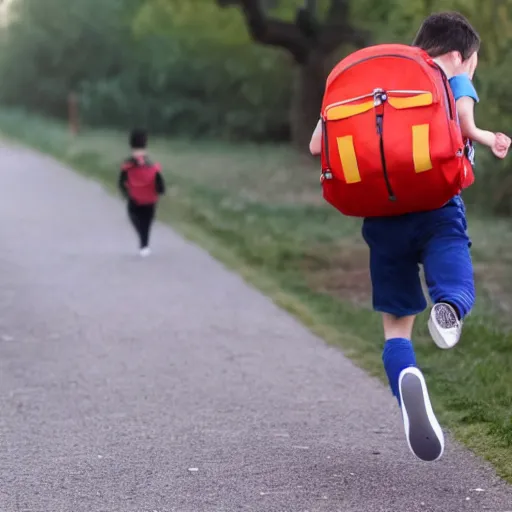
[373,89,396,202]
[376,115,383,136]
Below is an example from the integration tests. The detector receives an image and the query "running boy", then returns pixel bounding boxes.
[118,129,166,257]
[310,12,510,462]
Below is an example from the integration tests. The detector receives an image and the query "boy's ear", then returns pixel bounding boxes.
[450,51,463,69]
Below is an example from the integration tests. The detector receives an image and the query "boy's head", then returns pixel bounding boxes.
[130,129,148,151]
[413,12,480,76]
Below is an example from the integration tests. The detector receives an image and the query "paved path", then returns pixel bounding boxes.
[0,142,511,512]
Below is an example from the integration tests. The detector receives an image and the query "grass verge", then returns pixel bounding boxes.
[1,108,512,480]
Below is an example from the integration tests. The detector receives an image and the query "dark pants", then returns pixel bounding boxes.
[127,200,156,248]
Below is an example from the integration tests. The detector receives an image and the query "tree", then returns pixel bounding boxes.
[0,0,140,117]
[216,0,371,149]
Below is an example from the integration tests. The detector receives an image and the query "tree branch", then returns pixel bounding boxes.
[326,0,349,19]
[217,0,310,63]
[317,0,371,53]
[319,24,372,54]
[217,0,371,61]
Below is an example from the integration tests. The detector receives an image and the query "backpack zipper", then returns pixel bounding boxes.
[325,89,431,111]
[321,117,333,179]
[376,115,394,200]
[374,90,396,201]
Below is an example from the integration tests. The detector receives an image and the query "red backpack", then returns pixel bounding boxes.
[122,156,161,205]
[320,44,474,218]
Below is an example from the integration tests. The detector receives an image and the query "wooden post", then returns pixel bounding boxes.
[68,92,79,135]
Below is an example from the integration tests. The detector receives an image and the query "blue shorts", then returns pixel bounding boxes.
[362,196,475,318]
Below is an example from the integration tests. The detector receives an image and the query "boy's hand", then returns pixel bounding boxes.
[492,132,511,159]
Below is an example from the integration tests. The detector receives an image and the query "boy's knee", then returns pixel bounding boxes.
[382,313,416,341]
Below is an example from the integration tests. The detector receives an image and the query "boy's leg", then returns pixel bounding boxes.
[422,202,474,349]
[128,200,146,249]
[139,204,156,249]
[363,218,426,399]
[364,219,444,461]
[369,256,424,403]
[382,313,415,341]
[127,200,140,233]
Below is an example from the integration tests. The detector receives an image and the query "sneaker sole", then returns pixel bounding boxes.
[399,368,444,462]
[428,304,461,350]
[427,316,451,349]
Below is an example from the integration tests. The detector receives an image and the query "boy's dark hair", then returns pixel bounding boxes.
[413,12,480,61]
[130,129,148,149]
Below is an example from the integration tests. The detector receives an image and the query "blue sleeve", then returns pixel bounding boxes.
[449,73,479,102]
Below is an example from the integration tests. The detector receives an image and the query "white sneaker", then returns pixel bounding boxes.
[139,247,151,257]
[428,302,462,350]
[399,367,444,462]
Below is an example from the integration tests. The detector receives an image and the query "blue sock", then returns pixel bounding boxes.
[382,337,417,405]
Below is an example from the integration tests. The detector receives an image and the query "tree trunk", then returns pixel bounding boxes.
[289,51,327,151]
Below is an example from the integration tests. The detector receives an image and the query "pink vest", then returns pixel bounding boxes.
[122,157,160,205]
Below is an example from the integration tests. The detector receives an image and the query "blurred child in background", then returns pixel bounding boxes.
[118,129,166,257]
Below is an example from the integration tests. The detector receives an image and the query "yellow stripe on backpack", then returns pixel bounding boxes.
[336,136,361,183]
[412,124,433,173]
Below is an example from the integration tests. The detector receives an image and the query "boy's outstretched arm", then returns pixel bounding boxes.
[450,74,492,145]
[309,118,322,155]
[457,97,511,158]
[451,73,510,158]
[457,96,495,147]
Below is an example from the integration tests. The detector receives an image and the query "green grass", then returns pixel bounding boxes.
[2,108,512,480]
